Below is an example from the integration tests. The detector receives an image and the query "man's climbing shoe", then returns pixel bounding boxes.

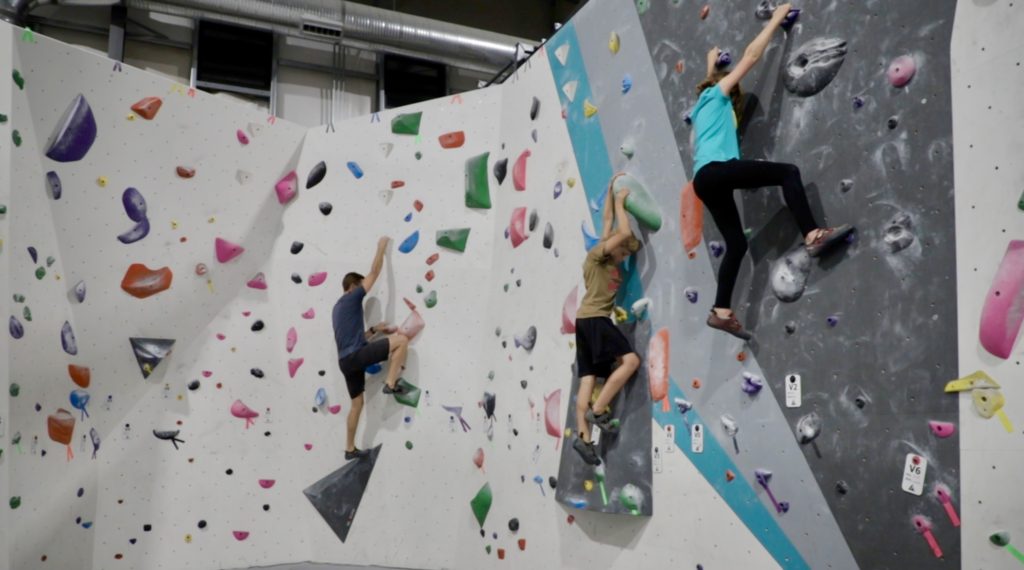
[707,310,753,341]
[382,382,405,395]
[806,224,854,257]
[572,437,601,466]
[345,447,370,460]
[586,407,621,434]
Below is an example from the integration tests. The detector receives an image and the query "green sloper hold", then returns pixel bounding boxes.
[436,228,471,252]
[465,153,491,209]
[393,377,421,408]
[470,483,492,528]
[990,532,1010,547]
[10,496,21,509]
[424,291,437,308]
[613,174,663,232]
[391,112,422,135]
[12,70,24,90]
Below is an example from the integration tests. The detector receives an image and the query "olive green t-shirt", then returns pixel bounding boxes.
[576,242,624,319]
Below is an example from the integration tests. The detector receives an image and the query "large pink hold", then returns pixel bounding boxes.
[232,531,249,541]
[301,308,315,319]
[544,389,562,449]
[288,358,304,378]
[980,240,1024,359]
[230,399,259,428]
[258,479,276,489]
[275,170,298,204]
[509,207,528,248]
[648,328,670,412]
[560,286,579,334]
[399,308,425,340]
[286,327,297,353]
[928,420,955,438]
[887,55,917,88]
[308,272,327,286]
[236,129,249,145]
[328,404,342,414]
[513,150,531,191]
[473,447,485,470]
[247,272,267,290]
[215,238,244,263]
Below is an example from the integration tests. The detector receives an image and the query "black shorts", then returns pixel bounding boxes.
[338,338,391,398]
[574,317,634,378]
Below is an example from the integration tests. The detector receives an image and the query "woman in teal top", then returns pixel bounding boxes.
[692,2,852,341]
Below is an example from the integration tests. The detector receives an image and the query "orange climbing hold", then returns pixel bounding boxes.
[121,263,173,299]
[413,200,423,212]
[737,352,746,362]
[675,60,685,74]
[692,378,702,389]
[497,548,506,560]
[176,166,195,178]
[131,97,162,120]
[438,131,466,149]
[700,5,710,19]
[648,328,670,412]
[726,469,736,482]
[680,181,704,254]
[518,538,526,551]
[68,365,91,388]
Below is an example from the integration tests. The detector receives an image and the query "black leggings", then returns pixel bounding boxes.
[693,160,819,309]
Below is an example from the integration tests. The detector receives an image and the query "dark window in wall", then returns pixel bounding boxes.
[195,21,274,94]
[382,54,447,108]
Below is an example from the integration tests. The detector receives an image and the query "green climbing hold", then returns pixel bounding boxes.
[405,441,413,450]
[991,532,1011,547]
[12,130,22,147]
[22,306,31,322]
[614,174,663,231]
[35,267,45,280]
[487,371,495,380]
[636,0,651,15]
[0,113,7,123]
[503,284,509,292]
[436,228,471,252]
[424,290,437,309]
[415,284,423,293]
[465,153,491,209]
[10,496,21,510]
[1018,188,1024,211]
[393,378,421,408]
[9,383,20,397]
[45,256,55,267]
[485,545,492,555]
[391,112,422,135]
[12,294,24,303]
[12,70,24,90]
[470,483,493,528]
[415,151,423,160]
[0,205,6,215]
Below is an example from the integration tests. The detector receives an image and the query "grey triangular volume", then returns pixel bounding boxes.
[129,337,175,379]
[303,444,382,543]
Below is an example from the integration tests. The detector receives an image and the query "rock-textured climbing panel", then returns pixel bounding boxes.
[303,444,383,543]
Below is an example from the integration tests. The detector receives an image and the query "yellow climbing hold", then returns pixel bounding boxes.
[207,217,215,223]
[171,220,179,229]
[583,100,598,118]
[126,114,136,121]
[97,176,108,187]
[567,177,577,188]
[608,32,620,54]
[613,306,628,324]
[185,534,192,543]
[564,428,573,438]
[584,480,594,492]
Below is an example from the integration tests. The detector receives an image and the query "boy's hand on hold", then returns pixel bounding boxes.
[772,3,792,22]
[616,188,631,202]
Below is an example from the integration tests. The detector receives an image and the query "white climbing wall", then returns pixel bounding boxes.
[951,2,1024,569]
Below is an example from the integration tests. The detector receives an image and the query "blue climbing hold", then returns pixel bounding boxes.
[398,231,419,254]
[346,162,364,179]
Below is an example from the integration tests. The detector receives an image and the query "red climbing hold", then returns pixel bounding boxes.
[497,549,506,560]
[509,207,528,248]
[391,180,405,189]
[414,200,424,212]
[513,150,531,191]
[176,166,195,179]
[121,263,173,299]
[131,97,162,120]
[425,270,435,282]
[426,253,439,265]
[726,469,736,482]
[518,538,526,551]
[700,5,710,19]
[438,131,466,149]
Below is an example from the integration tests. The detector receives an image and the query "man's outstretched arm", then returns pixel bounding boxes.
[361,237,389,293]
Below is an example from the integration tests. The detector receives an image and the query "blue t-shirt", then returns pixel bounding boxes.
[692,85,740,176]
[332,286,367,359]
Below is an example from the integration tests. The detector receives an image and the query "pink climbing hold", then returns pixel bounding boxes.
[560,286,579,334]
[648,328,670,412]
[887,55,917,88]
[301,308,315,319]
[308,272,328,287]
[201,371,213,378]
[328,404,342,414]
[232,531,249,541]
[509,207,528,248]
[288,358,304,378]
[473,447,485,470]
[216,333,226,341]
[230,399,259,428]
[236,129,249,145]
[544,390,562,449]
[247,273,267,290]
[928,420,955,438]
[304,443,313,450]
[215,238,244,263]
[980,240,1024,359]
[258,479,276,489]
[286,327,297,353]
[275,170,298,204]
[399,306,425,340]
[513,150,531,191]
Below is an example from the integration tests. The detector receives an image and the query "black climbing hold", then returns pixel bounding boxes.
[528,210,539,232]
[225,468,233,476]
[251,320,265,332]
[35,403,41,412]
[290,241,304,255]
[543,223,554,249]
[839,179,854,193]
[520,380,528,389]
[77,488,84,497]
[187,380,200,391]
[251,368,264,379]
[291,273,302,284]
[530,97,540,120]
[493,158,508,185]
[508,518,520,532]
[784,321,797,334]
[512,429,519,436]
[835,480,849,495]
[480,529,485,538]
[501,341,507,349]
[264,431,271,437]
[887,116,899,130]
[318,370,326,377]
[129,538,137,545]
[263,504,270,511]
[311,407,318,413]
[549,476,557,489]
[143,524,152,532]
[515,279,522,287]
[854,397,866,409]
[307,161,327,189]
[782,38,848,97]
[198,520,207,529]
[319,202,333,216]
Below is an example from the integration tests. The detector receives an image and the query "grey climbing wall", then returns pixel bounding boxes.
[635,1,960,568]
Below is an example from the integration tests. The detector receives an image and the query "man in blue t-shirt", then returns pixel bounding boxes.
[333,236,410,460]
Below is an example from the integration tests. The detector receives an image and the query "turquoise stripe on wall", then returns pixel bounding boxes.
[545,21,809,570]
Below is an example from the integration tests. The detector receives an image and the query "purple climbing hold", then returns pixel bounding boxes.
[10,316,24,339]
[28,246,38,264]
[45,94,97,163]
[852,96,865,109]
[118,218,150,245]
[741,373,764,395]
[73,280,86,303]
[684,287,698,303]
[122,187,148,223]
[826,315,839,327]
[46,171,62,200]
[780,9,800,30]
[61,320,78,355]
[709,241,725,258]
[553,181,563,199]
[715,51,732,69]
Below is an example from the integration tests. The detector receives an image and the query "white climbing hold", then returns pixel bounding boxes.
[562,80,578,102]
[554,44,570,66]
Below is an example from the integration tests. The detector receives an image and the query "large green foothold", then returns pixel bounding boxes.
[436,228,471,252]
[12,70,24,90]
[12,130,22,147]
[9,383,20,397]
[10,496,21,509]
[613,174,663,231]
[470,483,492,528]
[391,112,422,135]
[465,152,492,209]
[424,291,437,309]
[34,267,45,280]
[991,532,1010,547]
[393,378,421,408]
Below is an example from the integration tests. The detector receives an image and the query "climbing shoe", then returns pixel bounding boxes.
[572,437,601,466]
[344,447,370,460]
[382,382,405,395]
[806,224,854,258]
[586,407,621,434]
[706,310,753,341]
